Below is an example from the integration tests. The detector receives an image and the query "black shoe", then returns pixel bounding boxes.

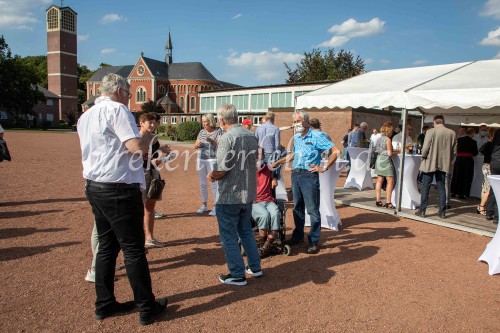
[306,244,319,254]
[286,238,304,246]
[446,205,452,209]
[218,273,247,286]
[95,301,136,320]
[139,298,168,326]
[415,210,426,218]
[486,215,494,221]
[438,213,446,219]
[458,195,466,200]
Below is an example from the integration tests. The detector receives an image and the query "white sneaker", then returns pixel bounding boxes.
[85,269,95,283]
[145,239,166,248]
[208,208,216,216]
[154,211,165,218]
[197,205,208,214]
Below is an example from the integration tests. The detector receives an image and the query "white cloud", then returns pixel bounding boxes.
[379,59,390,64]
[480,0,500,19]
[0,0,52,29]
[225,48,303,82]
[231,13,242,20]
[78,34,89,42]
[101,48,116,54]
[319,18,385,47]
[100,13,125,24]
[480,27,500,46]
[364,58,374,65]
[413,59,428,65]
[494,50,500,58]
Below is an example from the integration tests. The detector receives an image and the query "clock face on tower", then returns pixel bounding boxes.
[137,65,145,76]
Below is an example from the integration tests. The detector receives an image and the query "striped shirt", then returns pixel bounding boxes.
[255,121,280,155]
[197,128,223,160]
[292,129,334,170]
[215,124,258,204]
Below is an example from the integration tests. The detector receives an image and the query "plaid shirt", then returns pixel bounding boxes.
[292,129,334,170]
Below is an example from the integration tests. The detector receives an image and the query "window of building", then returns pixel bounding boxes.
[238,116,246,124]
[38,113,42,121]
[162,116,168,124]
[250,93,269,111]
[232,94,249,111]
[216,96,231,109]
[180,97,185,110]
[181,116,186,123]
[294,90,312,98]
[253,116,264,125]
[158,85,166,94]
[201,96,215,112]
[46,99,54,106]
[47,8,59,30]
[61,9,76,32]
[271,92,292,108]
[46,114,54,122]
[171,116,177,124]
[136,87,146,102]
[190,97,196,110]
[190,116,198,122]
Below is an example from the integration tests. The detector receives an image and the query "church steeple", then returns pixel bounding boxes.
[165,30,173,65]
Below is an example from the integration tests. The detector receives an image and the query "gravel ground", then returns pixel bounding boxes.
[0,131,499,332]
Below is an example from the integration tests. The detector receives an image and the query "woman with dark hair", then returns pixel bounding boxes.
[374,122,399,208]
[451,127,478,199]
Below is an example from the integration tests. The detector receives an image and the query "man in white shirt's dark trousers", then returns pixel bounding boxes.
[77,74,166,325]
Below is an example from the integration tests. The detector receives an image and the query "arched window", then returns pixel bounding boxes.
[158,85,166,94]
[190,97,196,111]
[136,87,146,102]
[180,97,185,110]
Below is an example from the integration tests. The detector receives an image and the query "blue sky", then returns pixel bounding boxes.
[1,0,500,87]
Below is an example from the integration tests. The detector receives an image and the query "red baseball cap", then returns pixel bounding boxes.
[242,119,253,126]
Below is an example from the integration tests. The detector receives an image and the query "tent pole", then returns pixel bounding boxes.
[396,108,408,212]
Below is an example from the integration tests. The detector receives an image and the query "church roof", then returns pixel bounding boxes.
[158,95,176,106]
[168,62,219,83]
[37,85,60,99]
[87,65,135,82]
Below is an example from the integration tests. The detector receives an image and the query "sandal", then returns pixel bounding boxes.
[384,203,395,209]
[376,201,383,207]
[477,205,486,216]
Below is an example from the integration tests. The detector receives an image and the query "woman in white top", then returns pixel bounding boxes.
[194,114,222,216]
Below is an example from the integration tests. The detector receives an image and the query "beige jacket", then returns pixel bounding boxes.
[419,125,457,174]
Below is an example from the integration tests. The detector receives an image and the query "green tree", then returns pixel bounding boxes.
[284,48,365,83]
[17,55,47,88]
[0,36,45,126]
[140,100,164,114]
[77,64,94,115]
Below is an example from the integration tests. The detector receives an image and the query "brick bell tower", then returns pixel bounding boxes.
[46,4,78,121]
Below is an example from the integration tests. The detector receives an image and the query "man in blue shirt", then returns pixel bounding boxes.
[255,111,280,163]
[272,111,340,254]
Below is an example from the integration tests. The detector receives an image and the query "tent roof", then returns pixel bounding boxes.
[296,60,500,116]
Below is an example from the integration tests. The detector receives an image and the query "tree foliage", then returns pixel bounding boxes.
[284,48,365,83]
[177,121,201,141]
[140,100,164,114]
[0,36,45,123]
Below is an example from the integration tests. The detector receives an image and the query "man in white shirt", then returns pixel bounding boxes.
[77,73,166,325]
[473,124,489,151]
[370,128,381,146]
[392,124,413,149]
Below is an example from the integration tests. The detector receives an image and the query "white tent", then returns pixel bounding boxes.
[296,59,500,211]
[296,59,500,121]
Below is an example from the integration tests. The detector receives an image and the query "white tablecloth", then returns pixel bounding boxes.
[303,160,349,231]
[344,147,374,190]
[391,154,422,209]
[470,156,484,199]
[479,175,500,275]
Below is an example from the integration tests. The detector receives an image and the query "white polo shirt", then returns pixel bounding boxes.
[77,96,145,189]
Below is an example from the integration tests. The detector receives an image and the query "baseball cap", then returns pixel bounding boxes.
[242,119,253,126]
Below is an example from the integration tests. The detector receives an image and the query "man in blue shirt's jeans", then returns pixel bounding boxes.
[272,111,340,254]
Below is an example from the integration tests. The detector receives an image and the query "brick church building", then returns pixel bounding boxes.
[83,32,240,115]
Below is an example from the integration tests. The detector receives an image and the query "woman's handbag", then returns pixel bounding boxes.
[147,169,165,200]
